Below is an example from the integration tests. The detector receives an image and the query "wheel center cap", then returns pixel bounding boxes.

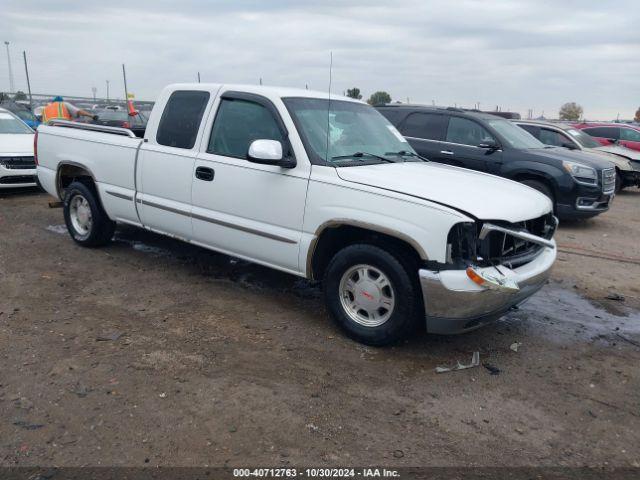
[357,280,380,308]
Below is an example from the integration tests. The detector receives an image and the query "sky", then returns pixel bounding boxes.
[1,0,638,120]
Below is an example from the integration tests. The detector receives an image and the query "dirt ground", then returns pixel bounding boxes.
[1,187,639,468]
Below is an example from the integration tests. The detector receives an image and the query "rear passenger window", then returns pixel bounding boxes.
[156,90,210,149]
[400,112,446,140]
[539,128,570,147]
[208,98,285,159]
[518,124,540,138]
[446,117,494,146]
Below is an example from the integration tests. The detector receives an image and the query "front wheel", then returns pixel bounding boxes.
[323,244,421,346]
[615,170,623,194]
[63,181,115,247]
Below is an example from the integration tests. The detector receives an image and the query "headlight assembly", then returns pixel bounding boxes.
[562,160,597,185]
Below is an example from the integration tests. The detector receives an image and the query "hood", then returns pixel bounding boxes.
[594,145,640,162]
[520,146,614,169]
[0,133,34,155]
[336,162,552,223]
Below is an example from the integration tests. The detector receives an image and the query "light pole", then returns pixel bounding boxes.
[4,41,15,93]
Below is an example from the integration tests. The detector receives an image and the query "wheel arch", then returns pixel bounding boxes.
[56,161,98,199]
[307,220,427,281]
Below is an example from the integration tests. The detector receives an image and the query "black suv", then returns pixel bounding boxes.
[377,105,616,220]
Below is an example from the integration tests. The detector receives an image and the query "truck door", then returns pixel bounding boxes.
[191,92,309,274]
[137,90,211,239]
[442,116,503,174]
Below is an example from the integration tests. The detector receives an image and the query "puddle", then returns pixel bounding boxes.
[46,224,67,235]
[510,283,640,340]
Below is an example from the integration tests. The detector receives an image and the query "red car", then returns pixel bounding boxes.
[573,122,640,152]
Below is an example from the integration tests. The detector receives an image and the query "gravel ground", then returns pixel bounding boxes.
[0,188,639,468]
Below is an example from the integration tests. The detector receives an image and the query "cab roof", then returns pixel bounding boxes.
[163,83,363,104]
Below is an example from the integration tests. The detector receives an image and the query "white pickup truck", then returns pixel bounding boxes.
[36,84,557,345]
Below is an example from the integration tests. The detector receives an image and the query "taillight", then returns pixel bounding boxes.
[122,121,130,129]
[33,129,38,166]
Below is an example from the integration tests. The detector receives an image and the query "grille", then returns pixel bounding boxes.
[602,168,615,194]
[0,175,36,184]
[0,156,36,170]
[447,213,556,269]
[477,213,556,268]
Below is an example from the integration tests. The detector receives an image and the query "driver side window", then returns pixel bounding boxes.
[208,98,285,159]
[445,117,495,146]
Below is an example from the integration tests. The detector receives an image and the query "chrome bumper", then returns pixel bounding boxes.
[419,242,556,334]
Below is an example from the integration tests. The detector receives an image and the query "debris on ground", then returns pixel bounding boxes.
[483,363,501,375]
[510,342,522,352]
[605,292,625,302]
[13,420,45,430]
[435,352,480,374]
[96,331,124,342]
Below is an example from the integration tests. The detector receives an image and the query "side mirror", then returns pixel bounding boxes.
[247,139,296,168]
[561,142,577,150]
[606,138,619,145]
[478,140,499,151]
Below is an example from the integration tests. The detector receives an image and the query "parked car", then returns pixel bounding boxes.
[0,107,37,189]
[0,100,40,129]
[377,105,616,220]
[515,120,640,192]
[91,109,147,137]
[36,84,557,345]
[573,122,640,152]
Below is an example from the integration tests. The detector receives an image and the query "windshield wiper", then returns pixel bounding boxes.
[330,152,396,163]
[385,150,430,162]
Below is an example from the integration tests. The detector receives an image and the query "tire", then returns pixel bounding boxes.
[615,170,623,194]
[323,244,421,346]
[520,179,555,210]
[63,181,115,247]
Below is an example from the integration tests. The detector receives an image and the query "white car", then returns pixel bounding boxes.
[36,84,557,345]
[0,107,37,189]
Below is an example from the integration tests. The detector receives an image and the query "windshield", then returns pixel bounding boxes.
[565,127,602,148]
[13,110,36,122]
[283,98,417,165]
[488,119,546,149]
[0,111,33,134]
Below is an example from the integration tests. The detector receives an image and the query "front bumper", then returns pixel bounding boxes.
[0,165,37,189]
[419,242,556,334]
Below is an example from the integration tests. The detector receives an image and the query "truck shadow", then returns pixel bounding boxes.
[103,223,638,363]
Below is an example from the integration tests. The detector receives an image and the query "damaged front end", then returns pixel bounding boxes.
[419,213,557,334]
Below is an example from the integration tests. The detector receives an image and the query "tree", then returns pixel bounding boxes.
[13,91,27,101]
[634,107,640,123]
[559,102,583,121]
[346,87,362,100]
[367,91,392,106]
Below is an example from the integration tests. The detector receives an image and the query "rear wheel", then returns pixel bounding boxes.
[323,244,421,346]
[63,181,115,247]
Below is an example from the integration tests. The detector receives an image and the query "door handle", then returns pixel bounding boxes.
[195,166,214,181]
[440,150,454,155]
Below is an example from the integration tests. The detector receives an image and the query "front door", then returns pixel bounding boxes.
[191,92,309,274]
[441,116,503,174]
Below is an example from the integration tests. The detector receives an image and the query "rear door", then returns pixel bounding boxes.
[396,112,448,162]
[191,91,309,273]
[619,127,640,151]
[441,116,503,174]
[137,89,212,239]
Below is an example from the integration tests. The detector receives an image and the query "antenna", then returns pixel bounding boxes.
[325,51,333,163]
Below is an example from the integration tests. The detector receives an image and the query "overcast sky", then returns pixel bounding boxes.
[1,0,638,119]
